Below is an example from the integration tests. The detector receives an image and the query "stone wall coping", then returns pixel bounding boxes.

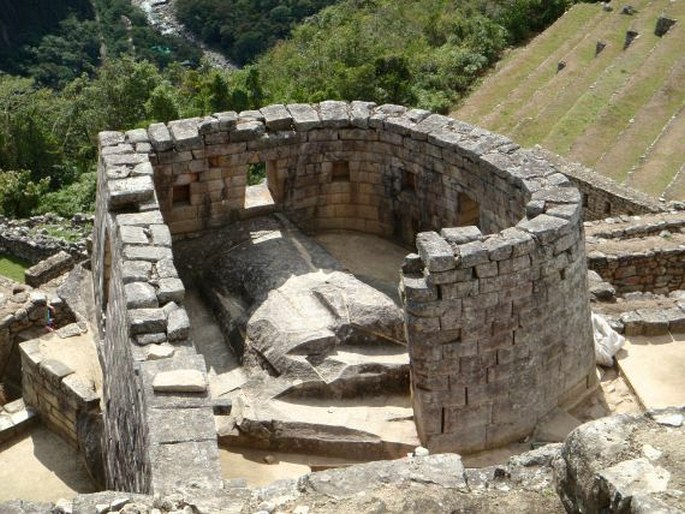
[0,399,37,445]
[116,102,590,279]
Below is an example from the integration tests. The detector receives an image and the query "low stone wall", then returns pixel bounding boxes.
[533,148,664,221]
[0,398,37,445]
[93,133,221,494]
[0,285,52,394]
[0,216,89,263]
[19,338,100,449]
[585,211,685,240]
[587,244,685,294]
[24,251,74,287]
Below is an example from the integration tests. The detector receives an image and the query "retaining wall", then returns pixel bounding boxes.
[587,245,685,294]
[0,217,89,263]
[0,284,54,396]
[532,148,664,221]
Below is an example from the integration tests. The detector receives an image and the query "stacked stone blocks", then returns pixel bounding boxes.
[93,101,597,489]
[93,132,221,494]
[20,338,98,448]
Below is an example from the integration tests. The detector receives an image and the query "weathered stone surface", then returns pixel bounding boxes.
[129,308,166,335]
[260,104,293,131]
[168,118,202,151]
[175,215,406,398]
[152,369,207,393]
[231,121,265,142]
[554,408,685,513]
[287,103,320,131]
[99,131,125,148]
[441,226,483,246]
[147,123,174,151]
[156,278,185,304]
[25,251,73,288]
[416,232,455,272]
[318,100,349,128]
[121,260,152,284]
[124,282,158,309]
[146,343,175,360]
[166,307,190,342]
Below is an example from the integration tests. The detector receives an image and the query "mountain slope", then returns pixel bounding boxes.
[453,0,685,200]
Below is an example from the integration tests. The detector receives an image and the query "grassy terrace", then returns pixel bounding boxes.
[0,254,29,283]
[454,0,684,200]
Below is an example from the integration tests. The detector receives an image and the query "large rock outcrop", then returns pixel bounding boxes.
[554,407,685,513]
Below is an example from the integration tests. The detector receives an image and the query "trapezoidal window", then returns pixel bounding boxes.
[457,192,480,227]
[402,170,416,192]
[331,161,350,182]
[244,161,276,210]
[172,184,190,206]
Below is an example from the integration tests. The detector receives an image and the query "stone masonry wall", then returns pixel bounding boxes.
[92,133,221,494]
[142,102,507,245]
[0,283,53,395]
[533,148,664,221]
[585,212,685,294]
[400,156,595,452]
[586,245,685,294]
[19,338,99,449]
[94,101,596,480]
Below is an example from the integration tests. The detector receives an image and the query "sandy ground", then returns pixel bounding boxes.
[220,447,362,486]
[0,427,95,502]
[618,332,685,409]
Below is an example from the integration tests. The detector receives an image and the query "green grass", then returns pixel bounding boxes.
[453,0,685,200]
[594,61,685,182]
[629,109,685,196]
[0,254,30,283]
[29,223,87,243]
[455,3,601,123]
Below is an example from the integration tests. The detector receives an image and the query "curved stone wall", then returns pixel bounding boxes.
[93,101,596,490]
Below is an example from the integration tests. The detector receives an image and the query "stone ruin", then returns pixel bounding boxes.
[89,100,597,492]
[1,99,684,512]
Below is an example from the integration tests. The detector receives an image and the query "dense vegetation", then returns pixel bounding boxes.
[254,0,575,112]
[0,0,581,220]
[0,0,201,89]
[176,0,339,65]
[0,59,265,218]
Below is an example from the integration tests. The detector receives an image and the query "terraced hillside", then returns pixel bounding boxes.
[454,0,684,200]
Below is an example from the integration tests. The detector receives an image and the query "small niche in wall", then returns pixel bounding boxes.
[331,161,350,182]
[172,184,190,206]
[457,192,480,227]
[402,170,416,192]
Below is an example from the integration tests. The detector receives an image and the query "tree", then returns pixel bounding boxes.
[0,170,50,218]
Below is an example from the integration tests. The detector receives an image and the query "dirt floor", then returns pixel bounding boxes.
[618,332,685,409]
[220,447,363,486]
[0,426,96,502]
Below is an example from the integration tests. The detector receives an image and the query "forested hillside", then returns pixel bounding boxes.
[0,0,92,50]
[252,0,573,113]
[0,0,581,220]
[176,0,340,65]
